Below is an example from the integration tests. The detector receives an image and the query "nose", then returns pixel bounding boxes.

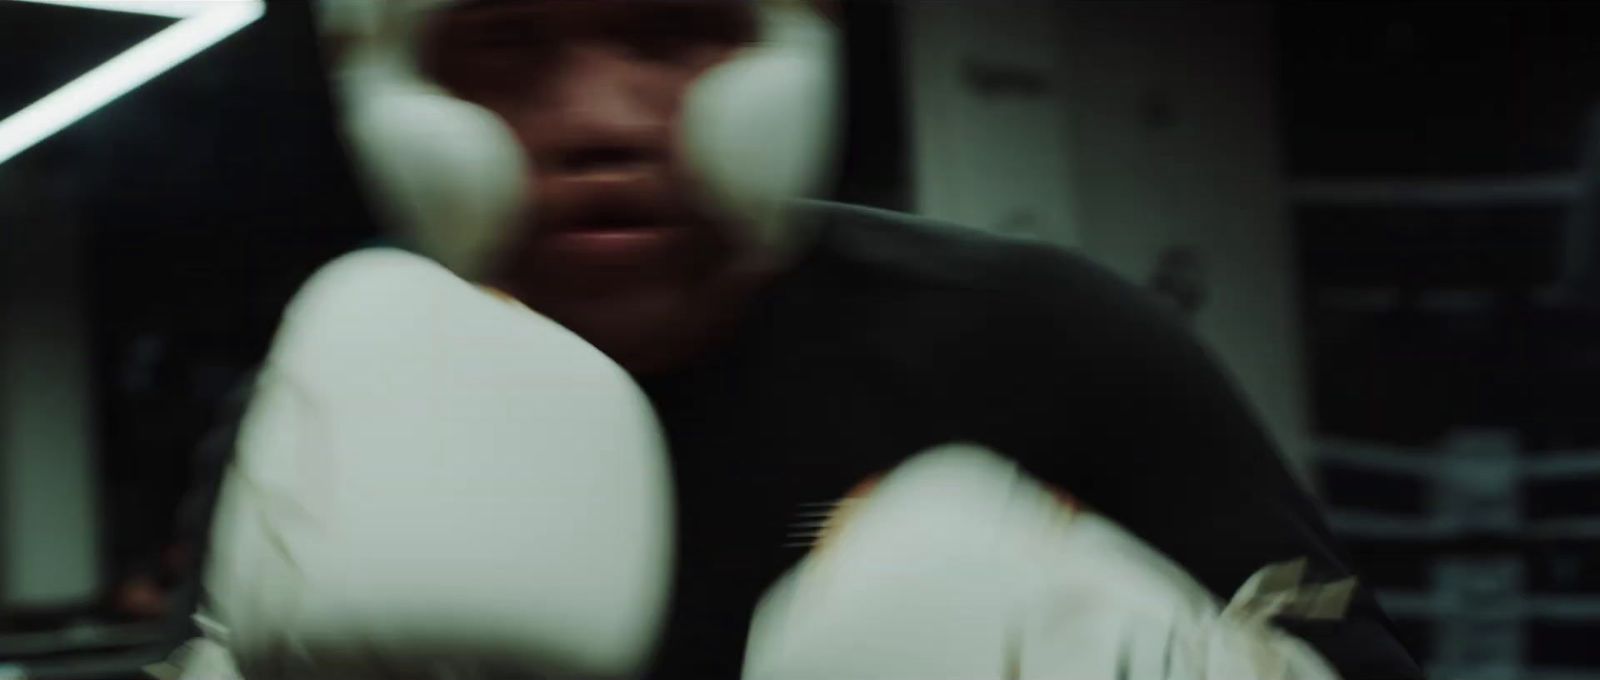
[521,45,670,176]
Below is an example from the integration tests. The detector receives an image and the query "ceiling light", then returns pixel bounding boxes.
[0,0,265,166]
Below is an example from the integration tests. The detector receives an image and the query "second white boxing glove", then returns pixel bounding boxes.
[742,444,1344,680]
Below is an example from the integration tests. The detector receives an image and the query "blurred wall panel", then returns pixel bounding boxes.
[901,1,1313,486]
[0,168,102,611]
[900,0,1080,246]
[1054,2,1311,485]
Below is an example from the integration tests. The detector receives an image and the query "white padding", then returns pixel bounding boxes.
[321,0,840,273]
[337,60,529,278]
[742,444,1342,680]
[205,249,674,680]
[322,0,529,280]
[680,2,840,252]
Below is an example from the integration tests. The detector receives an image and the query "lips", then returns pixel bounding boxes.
[539,222,697,267]
[538,178,697,260]
[549,189,682,234]
[537,170,693,229]
[501,173,725,294]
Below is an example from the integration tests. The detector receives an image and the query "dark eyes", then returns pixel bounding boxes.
[620,34,702,63]
[615,7,757,63]
[453,23,551,57]
[426,4,754,70]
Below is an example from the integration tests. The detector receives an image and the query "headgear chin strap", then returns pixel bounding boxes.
[317,0,842,280]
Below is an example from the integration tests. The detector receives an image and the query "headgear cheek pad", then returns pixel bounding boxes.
[679,2,842,255]
[318,0,842,280]
[317,0,528,279]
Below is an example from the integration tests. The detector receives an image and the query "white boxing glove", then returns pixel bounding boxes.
[199,249,674,680]
[742,444,1346,680]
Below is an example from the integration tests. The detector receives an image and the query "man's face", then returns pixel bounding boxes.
[422,0,768,372]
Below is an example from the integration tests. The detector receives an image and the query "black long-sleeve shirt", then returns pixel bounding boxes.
[179,200,1422,679]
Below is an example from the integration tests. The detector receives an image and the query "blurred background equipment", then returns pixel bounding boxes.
[1283,2,1600,678]
[0,1,264,165]
[1,0,369,676]
[3,1,1600,679]
[904,0,1314,485]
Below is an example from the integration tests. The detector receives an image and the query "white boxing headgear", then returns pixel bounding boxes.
[317,0,841,279]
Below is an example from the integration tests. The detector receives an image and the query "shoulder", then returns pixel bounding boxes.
[797,200,1088,291]
[798,200,1188,349]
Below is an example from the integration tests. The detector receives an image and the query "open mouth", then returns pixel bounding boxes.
[568,212,671,234]
[517,179,717,279]
[549,193,690,235]
[538,202,693,254]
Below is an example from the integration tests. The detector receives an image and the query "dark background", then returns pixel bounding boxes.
[3,0,1600,677]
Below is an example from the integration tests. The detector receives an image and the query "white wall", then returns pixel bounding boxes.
[0,169,102,610]
[901,1,1316,487]
[901,0,1081,246]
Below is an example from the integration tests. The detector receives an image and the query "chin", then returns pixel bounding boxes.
[521,288,731,376]
[491,240,777,375]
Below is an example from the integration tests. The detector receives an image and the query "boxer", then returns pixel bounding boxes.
[177,1,1423,678]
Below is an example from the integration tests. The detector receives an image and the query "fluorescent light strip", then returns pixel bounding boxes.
[0,0,264,166]
[7,0,200,18]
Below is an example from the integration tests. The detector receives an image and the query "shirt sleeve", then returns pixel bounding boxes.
[156,372,259,656]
